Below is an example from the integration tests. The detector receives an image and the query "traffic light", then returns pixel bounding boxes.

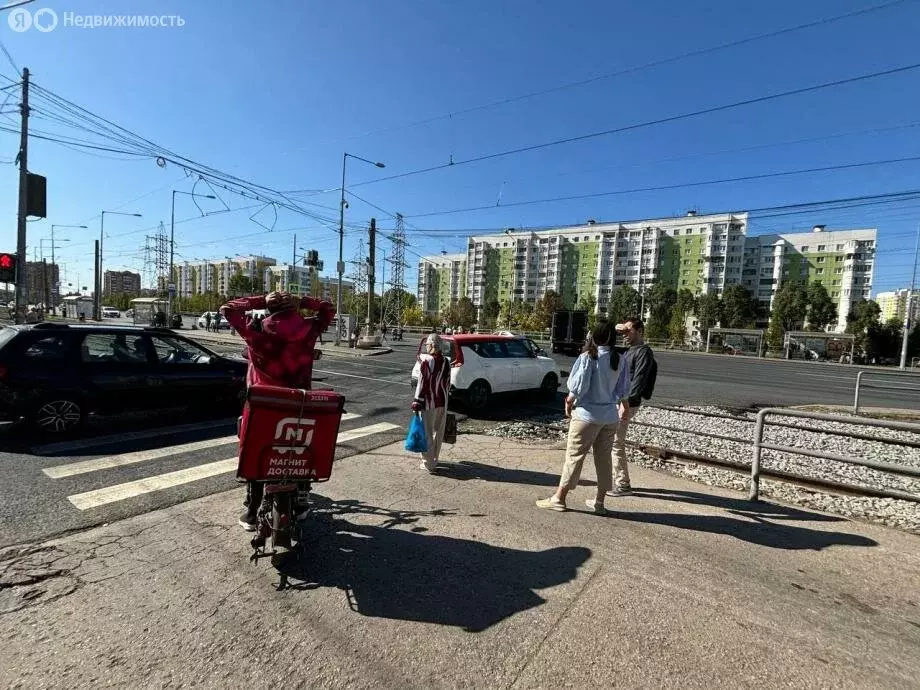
[0,253,16,283]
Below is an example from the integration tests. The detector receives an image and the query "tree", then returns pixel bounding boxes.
[806,282,837,332]
[767,281,808,351]
[577,293,597,314]
[534,290,566,329]
[402,305,423,326]
[846,298,882,358]
[720,284,757,329]
[668,288,695,344]
[644,283,677,341]
[483,300,501,319]
[228,272,254,296]
[607,285,639,324]
[452,297,477,330]
[696,292,722,343]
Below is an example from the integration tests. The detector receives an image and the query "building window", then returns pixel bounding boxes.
[816,257,825,263]
[817,245,826,251]
[816,268,824,274]
[836,244,844,250]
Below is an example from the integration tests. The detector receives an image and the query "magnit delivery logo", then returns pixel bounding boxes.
[8,6,57,32]
[8,7,185,32]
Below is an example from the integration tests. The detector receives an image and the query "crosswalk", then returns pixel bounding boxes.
[38,412,401,512]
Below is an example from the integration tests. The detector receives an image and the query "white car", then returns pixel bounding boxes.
[101,307,120,318]
[411,334,564,411]
[197,311,231,330]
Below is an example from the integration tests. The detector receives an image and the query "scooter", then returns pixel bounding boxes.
[237,384,345,560]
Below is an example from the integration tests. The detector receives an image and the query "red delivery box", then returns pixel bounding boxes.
[238,385,345,482]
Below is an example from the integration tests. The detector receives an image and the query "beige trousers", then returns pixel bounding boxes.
[615,415,632,489]
[421,406,447,466]
[559,418,615,495]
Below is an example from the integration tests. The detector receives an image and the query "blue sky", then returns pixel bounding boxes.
[2,0,920,297]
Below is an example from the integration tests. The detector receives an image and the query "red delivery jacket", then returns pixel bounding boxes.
[220,295,335,389]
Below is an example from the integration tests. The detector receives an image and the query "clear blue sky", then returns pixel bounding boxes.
[2,0,920,297]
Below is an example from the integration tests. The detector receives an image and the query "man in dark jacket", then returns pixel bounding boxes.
[608,317,656,496]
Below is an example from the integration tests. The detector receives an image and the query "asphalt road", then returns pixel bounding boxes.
[2,333,918,549]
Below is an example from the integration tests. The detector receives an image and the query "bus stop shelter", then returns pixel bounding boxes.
[706,328,765,357]
[130,297,167,326]
[784,331,855,363]
[61,295,94,320]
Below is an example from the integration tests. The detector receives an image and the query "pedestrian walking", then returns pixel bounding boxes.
[607,317,657,497]
[204,312,212,332]
[536,321,630,514]
[213,311,222,331]
[411,333,451,473]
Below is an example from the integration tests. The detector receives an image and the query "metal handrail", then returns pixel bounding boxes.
[749,407,920,501]
[853,369,920,414]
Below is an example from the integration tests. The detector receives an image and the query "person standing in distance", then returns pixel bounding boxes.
[608,317,657,497]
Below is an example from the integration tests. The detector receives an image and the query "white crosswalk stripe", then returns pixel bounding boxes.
[43,412,363,479]
[60,418,401,511]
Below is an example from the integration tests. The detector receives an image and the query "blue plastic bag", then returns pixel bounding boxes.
[405,413,429,453]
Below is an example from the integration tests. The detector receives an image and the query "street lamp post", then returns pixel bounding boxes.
[50,225,86,313]
[899,224,920,370]
[97,210,142,320]
[336,152,385,345]
[170,191,215,320]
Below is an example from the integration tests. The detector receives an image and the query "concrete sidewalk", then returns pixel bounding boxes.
[2,435,919,689]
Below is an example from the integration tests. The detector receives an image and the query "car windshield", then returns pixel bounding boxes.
[0,327,18,351]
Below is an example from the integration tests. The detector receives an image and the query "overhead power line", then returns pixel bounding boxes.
[348,61,920,190]
[404,154,920,219]
[330,0,918,142]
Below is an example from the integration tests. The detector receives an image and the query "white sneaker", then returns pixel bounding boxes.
[585,500,607,515]
[419,461,436,474]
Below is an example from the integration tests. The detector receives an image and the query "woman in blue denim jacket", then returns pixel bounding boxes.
[536,320,631,515]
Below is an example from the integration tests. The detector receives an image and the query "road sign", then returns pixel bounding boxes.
[167,283,176,297]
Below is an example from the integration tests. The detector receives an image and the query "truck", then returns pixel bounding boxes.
[551,310,588,355]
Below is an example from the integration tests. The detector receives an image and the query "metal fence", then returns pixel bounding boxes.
[852,369,920,414]
[748,407,920,502]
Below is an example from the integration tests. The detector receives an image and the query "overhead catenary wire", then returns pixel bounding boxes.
[314,0,918,143]
[344,61,920,191]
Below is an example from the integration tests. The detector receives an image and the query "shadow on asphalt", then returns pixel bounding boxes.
[276,496,591,632]
[434,460,595,488]
[630,488,846,522]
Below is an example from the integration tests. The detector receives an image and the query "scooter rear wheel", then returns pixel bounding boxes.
[272,493,293,550]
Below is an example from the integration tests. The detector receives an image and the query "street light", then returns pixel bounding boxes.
[97,211,142,320]
[50,225,86,311]
[336,152,385,345]
[170,191,216,319]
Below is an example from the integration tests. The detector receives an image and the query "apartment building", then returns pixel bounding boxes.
[103,270,141,295]
[26,261,61,303]
[876,288,919,324]
[741,226,876,332]
[263,265,354,301]
[174,255,275,297]
[417,253,467,315]
[416,213,876,332]
[463,212,747,314]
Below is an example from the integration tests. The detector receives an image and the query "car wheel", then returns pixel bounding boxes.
[32,398,85,434]
[466,380,491,412]
[540,373,559,398]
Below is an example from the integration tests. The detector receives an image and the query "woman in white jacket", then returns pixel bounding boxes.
[411,333,451,472]
[536,321,631,514]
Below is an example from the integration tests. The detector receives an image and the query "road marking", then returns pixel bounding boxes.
[42,412,363,478]
[65,419,400,510]
[32,418,235,455]
[314,368,412,386]
[68,458,239,510]
[43,436,238,478]
[337,422,400,443]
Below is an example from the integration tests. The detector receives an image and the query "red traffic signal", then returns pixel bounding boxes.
[0,253,16,283]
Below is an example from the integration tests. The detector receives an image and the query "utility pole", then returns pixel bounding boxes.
[366,218,376,334]
[93,240,99,319]
[899,224,920,370]
[15,68,29,324]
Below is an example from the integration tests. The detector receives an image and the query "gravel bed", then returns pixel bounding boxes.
[486,405,920,534]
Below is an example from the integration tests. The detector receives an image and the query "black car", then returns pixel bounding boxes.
[0,323,248,434]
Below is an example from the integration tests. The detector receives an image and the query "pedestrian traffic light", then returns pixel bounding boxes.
[0,253,16,283]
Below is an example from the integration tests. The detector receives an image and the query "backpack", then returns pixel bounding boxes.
[642,349,658,401]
